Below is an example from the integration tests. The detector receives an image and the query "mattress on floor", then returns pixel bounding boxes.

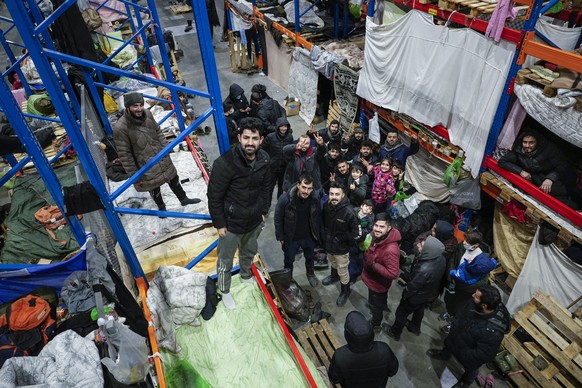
[162,276,326,387]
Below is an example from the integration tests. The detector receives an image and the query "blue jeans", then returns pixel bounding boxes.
[283,238,317,270]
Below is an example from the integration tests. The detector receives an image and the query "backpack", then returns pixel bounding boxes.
[0,294,57,367]
[34,205,67,244]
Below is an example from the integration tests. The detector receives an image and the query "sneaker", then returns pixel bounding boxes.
[405,322,421,336]
[381,324,400,341]
[438,312,452,323]
[484,374,495,388]
[441,323,451,334]
[306,273,319,287]
[368,320,381,334]
[180,197,201,206]
[426,349,450,360]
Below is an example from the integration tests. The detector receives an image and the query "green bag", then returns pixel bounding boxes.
[358,234,372,252]
[166,359,211,388]
[443,157,463,187]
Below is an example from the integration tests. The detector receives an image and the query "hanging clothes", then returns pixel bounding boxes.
[50,0,99,62]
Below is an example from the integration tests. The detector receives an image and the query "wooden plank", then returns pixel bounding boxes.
[306,325,329,368]
[503,336,561,387]
[533,291,582,337]
[320,319,342,349]
[297,329,320,367]
[314,323,335,360]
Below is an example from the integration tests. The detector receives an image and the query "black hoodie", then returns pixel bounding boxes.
[328,311,399,388]
[262,117,293,172]
[223,83,250,123]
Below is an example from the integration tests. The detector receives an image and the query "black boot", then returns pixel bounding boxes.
[322,268,340,286]
[306,265,319,287]
[336,283,351,307]
[157,204,167,219]
[180,197,201,206]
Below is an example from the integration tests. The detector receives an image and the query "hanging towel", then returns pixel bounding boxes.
[485,0,517,42]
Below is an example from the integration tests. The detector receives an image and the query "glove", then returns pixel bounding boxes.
[449,269,457,278]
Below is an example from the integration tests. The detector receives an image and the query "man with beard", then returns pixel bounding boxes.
[207,118,271,309]
[427,285,510,388]
[352,140,378,175]
[262,117,294,199]
[341,127,366,160]
[322,182,359,306]
[498,130,579,208]
[378,128,419,166]
[361,213,401,332]
[274,174,322,287]
[330,158,351,189]
[114,92,200,213]
[308,120,342,146]
[319,142,342,193]
[282,133,326,193]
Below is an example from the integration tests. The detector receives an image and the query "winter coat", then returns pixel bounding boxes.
[113,109,177,192]
[223,83,249,123]
[371,166,396,204]
[355,212,374,243]
[446,301,511,371]
[262,117,293,173]
[319,127,343,145]
[347,175,369,207]
[323,197,359,254]
[450,252,497,286]
[434,220,457,260]
[226,115,238,146]
[207,145,271,234]
[393,200,441,255]
[342,135,364,160]
[282,143,325,192]
[274,184,322,244]
[362,228,402,293]
[328,311,399,388]
[253,97,286,134]
[206,0,220,27]
[319,154,339,193]
[498,133,567,186]
[402,236,446,304]
[378,139,419,166]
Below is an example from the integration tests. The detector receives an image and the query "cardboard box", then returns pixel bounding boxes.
[285,99,301,116]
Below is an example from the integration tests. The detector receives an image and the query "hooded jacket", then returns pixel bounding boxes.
[223,83,250,123]
[261,117,293,172]
[323,196,359,254]
[328,311,399,388]
[318,126,342,145]
[403,236,446,304]
[274,183,322,244]
[207,145,271,234]
[498,132,566,186]
[362,227,402,293]
[451,252,497,286]
[282,143,325,192]
[253,97,286,134]
[378,138,419,166]
[446,301,511,371]
[113,109,177,192]
[347,175,369,207]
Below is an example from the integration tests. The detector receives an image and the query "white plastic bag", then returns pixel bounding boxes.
[101,320,149,385]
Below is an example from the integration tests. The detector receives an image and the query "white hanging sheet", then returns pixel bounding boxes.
[288,47,318,124]
[356,11,515,178]
[506,227,582,315]
[523,18,582,68]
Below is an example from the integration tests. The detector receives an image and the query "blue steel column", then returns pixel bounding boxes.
[6,0,146,281]
[295,0,301,34]
[190,0,229,154]
[483,0,544,158]
[0,80,86,245]
[367,0,376,17]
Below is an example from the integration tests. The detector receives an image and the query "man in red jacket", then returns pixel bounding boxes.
[362,213,402,332]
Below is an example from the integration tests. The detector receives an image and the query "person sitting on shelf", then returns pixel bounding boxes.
[223,83,251,124]
[341,127,366,160]
[378,127,419,166]
[498,130,580,209]
[113,92,201,214]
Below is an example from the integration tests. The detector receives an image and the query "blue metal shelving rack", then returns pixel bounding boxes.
[0,0,229,283]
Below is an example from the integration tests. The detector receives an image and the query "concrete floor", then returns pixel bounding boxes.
[158,1,512,386]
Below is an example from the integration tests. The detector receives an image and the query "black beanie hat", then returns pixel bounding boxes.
[124,92,144,108]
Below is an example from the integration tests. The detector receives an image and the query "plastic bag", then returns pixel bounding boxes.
[270,269,310,321]
[443,157,463,187]
[166,359,211,388]
[449,177,481,210]
[101,320,149,385]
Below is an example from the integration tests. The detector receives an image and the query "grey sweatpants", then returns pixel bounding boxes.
[217,222,263,293]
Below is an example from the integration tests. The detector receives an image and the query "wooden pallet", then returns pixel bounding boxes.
[296,319,342,369]
[480,172,581,245]
[502,290,582,388]
[169,4,192,15]
[516,68,558,98]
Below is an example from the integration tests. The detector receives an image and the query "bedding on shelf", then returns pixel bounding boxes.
[0,164,80,264]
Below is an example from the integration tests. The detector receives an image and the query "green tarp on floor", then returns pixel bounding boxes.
[0,164,80,264]
[162,276,326,387]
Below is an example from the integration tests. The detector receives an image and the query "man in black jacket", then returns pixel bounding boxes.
[282,134,326,193]
[222,83,250,124]
[250,92,286,135]
[384,234,446,340]
[427,285,510,388]
[274,174,321,287]
[308,119,342,146]
[262,117,294,199]
[328,310,399,388]
[498,130,578,208]
[207,118,271,309]
[322,182,359,306]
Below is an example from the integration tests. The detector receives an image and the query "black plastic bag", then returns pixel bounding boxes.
[270,269,310,321]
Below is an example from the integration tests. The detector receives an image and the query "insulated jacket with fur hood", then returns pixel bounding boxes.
[207,145,271,234]
[113,108,177,192]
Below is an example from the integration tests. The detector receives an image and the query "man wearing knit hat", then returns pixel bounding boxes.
[113,92,200,214]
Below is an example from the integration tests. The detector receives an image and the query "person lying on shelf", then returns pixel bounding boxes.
[378,127,419,166]
[113,92,201,214]
[497,130,580,209]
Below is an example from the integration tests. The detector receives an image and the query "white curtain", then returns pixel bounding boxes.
[356,11,515,177]
[506,227,582,315]
[288,47,318,124]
